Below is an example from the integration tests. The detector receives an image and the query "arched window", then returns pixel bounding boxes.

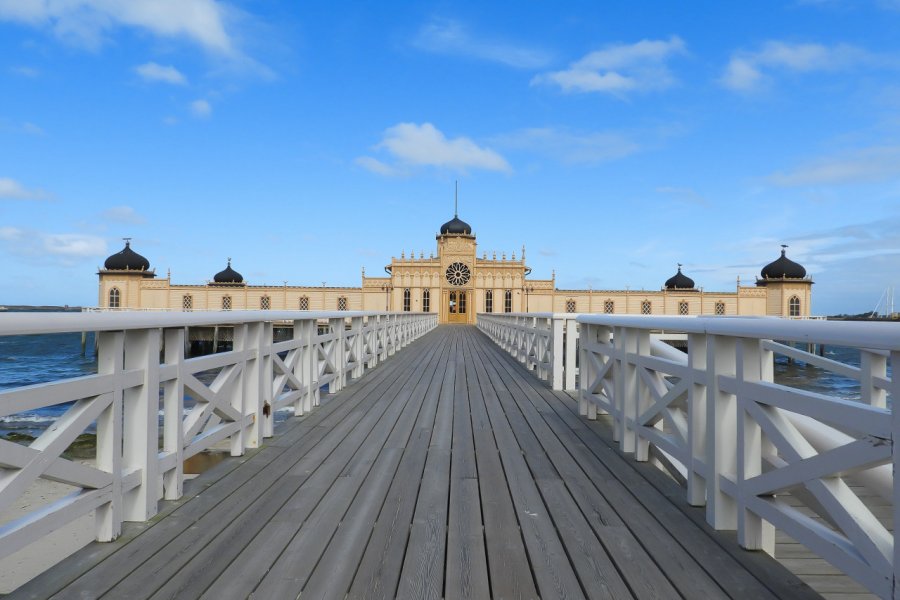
[260,296,271,310]
[604,300,614,314]
[222,296,232,310]
[423,289,430,313]
[678,301,689,316]
[641,300,652,315]
[485,290,493,313]
[459,291,467,313]
[338,297,348,311]
[403,288,411,312]
[182,295,193,311]
[504,290,512,313]
[108,287,120,308]
[789,295,801,317]
[449,291,457,314]
[299,296,309,310]
[566,299,577,313]
[715,301,726,316]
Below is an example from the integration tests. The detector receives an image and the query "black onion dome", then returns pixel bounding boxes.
[104,240,150,271]
[761,248,807,279]
[214,260,244,284]
[664,266,696,290]
[440,215,472,235]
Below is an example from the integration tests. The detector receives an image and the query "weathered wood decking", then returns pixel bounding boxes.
[14,326,837,599]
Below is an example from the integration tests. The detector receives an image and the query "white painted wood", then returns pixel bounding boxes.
[0,310,435,571]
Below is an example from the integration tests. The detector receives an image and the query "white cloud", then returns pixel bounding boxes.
[655,186,708,206]
[190,99,212,118]
[135,61,187,85]
[0,227,107,263]
[10,65,39,77]
[101,205,146,224]
[721,41,871,92]
[358,122,511,175]
[767,146,900,186]
[412,18,551,69]
[0,177,50,200]
[532,36,686,96]
[355,156,400,177]
[492,127,640,164]
[42,233,107,258]
[0,0,234,54]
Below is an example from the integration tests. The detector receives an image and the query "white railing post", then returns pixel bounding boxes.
[687,332,707,507]
[861,350,888,408]
[95,330,124,542]
[294,319,314,414]
[351,315,364,379]
[229,324,249,456]
[329,317,344,392]
[261,321,275,440]
[551,317,564,390]
[162,327,185,500]
[706,334,738,531]
[565,317,578,391]
[122,327,161,522]
[736,338,775,553]
[634,329,652,461]
[615,326,638,451]
[579,324,593,417]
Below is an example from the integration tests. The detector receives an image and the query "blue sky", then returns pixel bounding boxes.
[1,1,899,315]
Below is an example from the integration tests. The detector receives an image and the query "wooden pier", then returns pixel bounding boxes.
[12,326,836,599]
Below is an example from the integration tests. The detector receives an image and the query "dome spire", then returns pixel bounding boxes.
[454,180,458,217]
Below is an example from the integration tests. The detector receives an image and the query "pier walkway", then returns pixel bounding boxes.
[13,326,823,599]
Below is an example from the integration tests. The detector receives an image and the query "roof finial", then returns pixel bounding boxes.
[677,262,683,271]
[227,257,231,266]
[123,237,132,247]
[781,244,788,256]
[454,180,458,217]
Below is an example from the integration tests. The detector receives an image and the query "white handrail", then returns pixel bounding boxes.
[481,312,898,599]
[0,310,437,567]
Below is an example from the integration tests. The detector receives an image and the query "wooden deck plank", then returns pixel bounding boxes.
[468,333,587,600]
[477,332,823,600]
[20,326,854,600]
[445,333,491,600]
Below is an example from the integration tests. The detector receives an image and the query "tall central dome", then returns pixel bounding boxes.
[440,214,472,235]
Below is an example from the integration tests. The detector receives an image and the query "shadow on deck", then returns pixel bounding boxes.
[13,326,835,599]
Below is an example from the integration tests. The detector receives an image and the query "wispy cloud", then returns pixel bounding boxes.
[135,61,187,85]
[0,177,51,200]
[101,205,146,225]
[531,36,686,96]
[0,227,106,263]
[767,146,900,186]
[412,18,551,69]
[655,186,708,206]
[721,41,873,92]
[357,122,511,176]
[492,127,640,164]
[10,65,39,78]
[190,99,212,118]
[0,0,235,54]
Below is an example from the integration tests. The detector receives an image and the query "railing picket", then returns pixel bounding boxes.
[122,327,160,522]
[95,330,125,542]
[162,327,185,500]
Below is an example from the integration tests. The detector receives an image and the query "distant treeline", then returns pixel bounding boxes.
[1,306,83,312]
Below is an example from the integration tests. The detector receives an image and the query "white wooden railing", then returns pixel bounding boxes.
[481,312,899,599]
[0,310,436,563]
[477,313,579,391]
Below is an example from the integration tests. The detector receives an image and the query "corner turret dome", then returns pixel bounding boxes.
[761,247,807,279]
[664,265,697,290]
[213,259,244,284]
[104,240,150,271]
[440,214,472,235]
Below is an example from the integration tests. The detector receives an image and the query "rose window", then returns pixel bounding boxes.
[445,262,471,286]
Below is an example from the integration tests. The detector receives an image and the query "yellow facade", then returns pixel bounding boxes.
[98,216,813,321]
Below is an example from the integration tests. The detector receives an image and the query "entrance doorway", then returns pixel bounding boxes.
[447,290,468,324]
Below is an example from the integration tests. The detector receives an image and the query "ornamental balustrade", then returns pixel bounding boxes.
[482,312,899,599]
[0,310,436,564]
